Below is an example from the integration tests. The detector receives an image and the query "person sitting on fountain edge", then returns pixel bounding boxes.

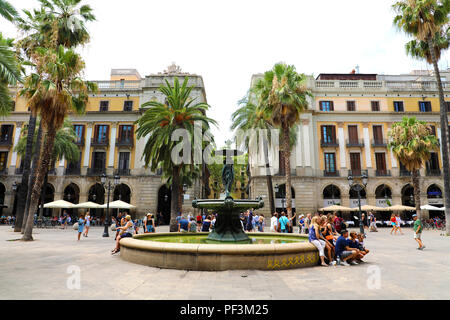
[335,230,362,266]
[178,215,190,232]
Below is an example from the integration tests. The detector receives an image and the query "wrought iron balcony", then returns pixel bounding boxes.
[65,167,81,176]
[427,168,441,176]
[371,139,388,148]
[376,169,391,177]
[115,168,131,176]
[321,139,339,148]
[75,139,85,147]
[400,170,412,177]
[348,169,368,177]
[324,170,340,177]
[346,139,364,148]
[15,167,24,175]
[91,138,109,147]
[0,136,13,147]
[116,137,134,147]
[87,167,106,176]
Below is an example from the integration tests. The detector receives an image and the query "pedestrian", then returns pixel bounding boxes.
[277,212,290,234]
[77,213,86,241]
[178,215,189,232]
[413,214,425,250]
[188,217,197,233]
[298,214,305,234]
[201,215,212,232]
[270,213,278,232]
[390,214,398,235]
[246,210,253,232]
[369,212,378,232]
[258,214,265,232]
[111,215,134,255]
[196,213,202,232]
[395,213,404,235]
[115,211,123,240]
[83,211,92,237]
[145,213,155,233]
[309,216,329,267]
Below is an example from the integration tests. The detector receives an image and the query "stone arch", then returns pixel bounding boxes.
[401,184,415,207]
[63,183,80,204]
[87,183,105,218]
[157,184,171,225]
[40,183,55,217]
[0,183,6,216]
[375,184,392,199]
[113,183,131,203]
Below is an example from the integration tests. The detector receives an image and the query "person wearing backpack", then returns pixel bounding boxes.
[278,212,290,233]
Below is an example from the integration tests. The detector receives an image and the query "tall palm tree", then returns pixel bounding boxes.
[253,63,312,218]
[0,0,17,22]
[393,0,450,234]
[0,33,21,116]
[14,0,95,232]
[136,77,217,231]
[389,117,440,218]
[231,95,276,213]
[20,45,96,241]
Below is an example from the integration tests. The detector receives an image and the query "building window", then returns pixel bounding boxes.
[92,152,106,172]
[118,152,130,173]
[445,101,450,112]
[419,101,432,112]
[427,153,440,171]
[123,101,133,111]
[324,153,336,173]
[371,101,380,112]
[373,125,384,143]
[350,153,361,175]
[0,125,14,143]
[321,125,336,144]
[320,101,334,112]
[429,125,437,136]
[347,101,356,111]
[375,153,387,175]
[118,125,133,143]
[99,101,109,112]
[348,125,359,144]
[74,125,85,144]
[94,125,109,143]
[394,101,404,112]
[0,152,8,172]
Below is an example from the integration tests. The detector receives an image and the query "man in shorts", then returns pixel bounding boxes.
[413,214,425,250]
[335,230,361,266]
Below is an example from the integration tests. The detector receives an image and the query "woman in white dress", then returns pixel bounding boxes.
[83,211,92,237]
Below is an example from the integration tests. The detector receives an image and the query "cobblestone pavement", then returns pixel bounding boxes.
[0,225,449,300]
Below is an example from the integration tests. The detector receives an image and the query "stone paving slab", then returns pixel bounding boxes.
[0,225,449,300]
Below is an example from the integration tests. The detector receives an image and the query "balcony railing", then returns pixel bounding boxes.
[348,169,368,177]
[0,136,13,147]
[427,168,441,176]
[321,139,339,148]
[115,168,131,176]
[87,167,106,176]
[116,138,134,147]
[400,170,412,177]
[376,169,391,177]
[15,168,24,175]
[91,138,109,147]
[91,80,141,90]
[346,139,365,148]
[65,167,81,175]
[313,80,450,92]
[324,170,340,177]
[75,139,85,147]
[371,139,388,147]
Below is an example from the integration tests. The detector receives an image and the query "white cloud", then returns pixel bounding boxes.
[4,0,449,147]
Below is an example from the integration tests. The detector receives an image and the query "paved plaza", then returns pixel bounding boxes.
[0,225,449,300]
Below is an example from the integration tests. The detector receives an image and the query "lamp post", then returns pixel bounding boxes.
[348,171,368,235]
[101,173,120,237]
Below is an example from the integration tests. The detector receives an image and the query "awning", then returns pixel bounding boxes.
[421,204,445,211]
[74,202,102,209]
[319,205,355,212]
[384,205,416,211]
[43,200,76,209]
[99,200,136,209]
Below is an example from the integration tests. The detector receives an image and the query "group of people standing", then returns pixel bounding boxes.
[76,211,92,240]
[241,210,266,232]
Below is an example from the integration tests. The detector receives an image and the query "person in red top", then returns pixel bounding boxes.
[390,214,398,235]
[196,213,202,232]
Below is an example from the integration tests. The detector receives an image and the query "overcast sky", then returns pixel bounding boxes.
[4,0,450,146]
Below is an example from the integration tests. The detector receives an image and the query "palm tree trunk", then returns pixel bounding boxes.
[22,128,56,241]
[263,136,275,214]
[427,36,450,235]
[14,114,37,232]
[283,122,293,219]
[38,172,49,219]
[412,170,422,219]
[21,122,42,234]
[170,165,181,232]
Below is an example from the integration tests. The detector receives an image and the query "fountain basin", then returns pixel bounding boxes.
[120,233,320,271]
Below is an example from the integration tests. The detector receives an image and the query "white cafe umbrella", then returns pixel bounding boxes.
[43,200,76,209]
[74,202,102,209]
[384,205,416,211]
[99,200,136,209]
[421,204,445,211]
[319,205,355,212]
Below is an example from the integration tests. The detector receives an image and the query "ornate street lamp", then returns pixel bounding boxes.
[101,173,120,237]
[348,171,368,235]
[12,181,18,192]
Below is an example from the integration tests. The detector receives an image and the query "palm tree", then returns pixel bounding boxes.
[14,0,95,233]
[253,63,312,218]
[393,0,450,234]
[231,94,276,213]
[20,45,96,241]
[389,117,440,218]
[136,77,217,231]
[0,33,21,116]
[0,0,17,22]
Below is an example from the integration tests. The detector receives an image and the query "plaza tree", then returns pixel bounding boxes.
[136,77,217,232]
[14,0,95,233]
[20,45,96,241]
[252,63,312,219]
[0,0,17,22]
[389,117,440,219]
[393,0,450,234]
[231,95,276,214]
[0,33,21,116]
